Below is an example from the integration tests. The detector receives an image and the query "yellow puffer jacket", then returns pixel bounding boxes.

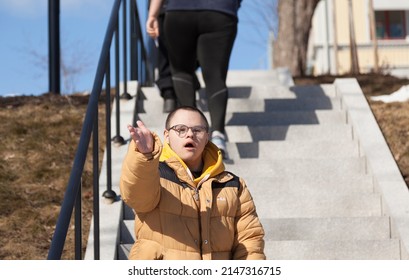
[120,133,265,260]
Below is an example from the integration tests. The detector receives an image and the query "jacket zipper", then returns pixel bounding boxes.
[183,182,200,201]
[185,184,202,255]
[193,188,199,201]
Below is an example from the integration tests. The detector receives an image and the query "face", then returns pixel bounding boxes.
[164,109,209,171]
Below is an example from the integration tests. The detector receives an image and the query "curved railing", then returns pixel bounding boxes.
[47,0,153,260]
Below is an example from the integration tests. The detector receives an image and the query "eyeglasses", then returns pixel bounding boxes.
[168,124,208,138]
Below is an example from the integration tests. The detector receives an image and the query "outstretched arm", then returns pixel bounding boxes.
[120,121,162,212]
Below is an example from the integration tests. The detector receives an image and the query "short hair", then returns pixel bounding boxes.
[165,106,209,130]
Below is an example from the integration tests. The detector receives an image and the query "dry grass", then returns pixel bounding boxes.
[0,93,107,259]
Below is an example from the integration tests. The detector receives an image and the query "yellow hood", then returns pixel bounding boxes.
[159,141,225,186]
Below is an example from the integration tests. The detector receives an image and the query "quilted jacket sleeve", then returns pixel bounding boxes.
[232,178,266,260]
[119,133,162,213]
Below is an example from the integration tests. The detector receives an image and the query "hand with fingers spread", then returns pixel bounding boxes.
[127,120,154,154]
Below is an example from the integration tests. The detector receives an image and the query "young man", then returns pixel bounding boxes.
[120,106,265,260]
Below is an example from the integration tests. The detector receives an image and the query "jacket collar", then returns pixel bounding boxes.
[159,141,225,186]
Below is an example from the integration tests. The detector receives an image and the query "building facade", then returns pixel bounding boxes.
[309,0,409,77]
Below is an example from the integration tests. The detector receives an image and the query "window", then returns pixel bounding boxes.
[375,10,406,39]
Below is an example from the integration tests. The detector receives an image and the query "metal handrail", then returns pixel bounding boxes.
[47,0,152,260]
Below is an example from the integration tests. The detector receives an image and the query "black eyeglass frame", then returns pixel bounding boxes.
[167,124,209,138]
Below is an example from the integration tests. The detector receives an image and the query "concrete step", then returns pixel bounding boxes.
[225,124,353,142]
[225,139,360,159]
[223,95,341,112]
[201,84,337,100]
[264,239,401,260]
[139,96,342,114]
[118,240,401,260]
[120,216,391,245]
[253,192,382,219]
[202,83,336,98]
[243,175,374,195]
[261,217,391,241]
[119,81,139,97]
[290,84,337,98]
[121,220,136,244]
[142,83,336,100]
[140,84,338,111]
[119,218,396,260]
[136,121,354,148]
[224,157,368,179]
[124,204,134,220]
[139,83,340,110]
[118,244,132,260]
[138,110,347,129]
[225,110,346,126]
[136,111,167,135]
[135,120,353,140]
[136,121,353,150]
[225,69,291,86]
[139,86,162,100]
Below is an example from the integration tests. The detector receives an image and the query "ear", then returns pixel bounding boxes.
[164,129,170,144]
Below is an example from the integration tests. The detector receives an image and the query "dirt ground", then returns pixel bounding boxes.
[0,73,408,259]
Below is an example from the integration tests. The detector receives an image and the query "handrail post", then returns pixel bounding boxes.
[48,0,61,94]
[121,0,132,99]
[134,4,141,83]
[130,0,137,81]
[102,57,117,203]
[113,18,127,146]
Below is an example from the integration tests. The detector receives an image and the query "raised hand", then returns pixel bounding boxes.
[127,120,154,154]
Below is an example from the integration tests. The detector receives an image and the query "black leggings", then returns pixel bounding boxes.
[155,13,175,99]
[164,11,238,133]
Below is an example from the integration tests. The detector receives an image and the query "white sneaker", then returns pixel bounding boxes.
[211,130,227,158]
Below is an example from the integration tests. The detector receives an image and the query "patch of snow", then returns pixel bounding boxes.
[370,85,409,103]
[2,93,23,97]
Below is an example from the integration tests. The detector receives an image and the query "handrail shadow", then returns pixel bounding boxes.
[198,84,335,159]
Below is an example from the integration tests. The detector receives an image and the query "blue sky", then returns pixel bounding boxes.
[0,0,278,96]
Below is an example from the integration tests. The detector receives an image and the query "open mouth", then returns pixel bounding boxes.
[185,143,195,148]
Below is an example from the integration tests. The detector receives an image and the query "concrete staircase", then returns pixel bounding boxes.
[84,69,409,260]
